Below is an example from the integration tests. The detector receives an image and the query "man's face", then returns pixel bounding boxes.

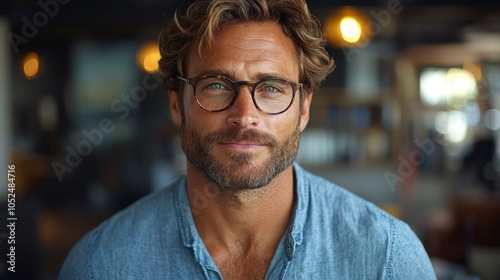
[169,21,312,190]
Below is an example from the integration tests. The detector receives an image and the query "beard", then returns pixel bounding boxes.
[180,121,300,191]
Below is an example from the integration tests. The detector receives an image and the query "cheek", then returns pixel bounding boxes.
[180,95,203,126]
[183,107,224,138]
[272,109,301,138]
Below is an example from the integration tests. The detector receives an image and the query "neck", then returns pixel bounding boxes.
[186,163,295,253]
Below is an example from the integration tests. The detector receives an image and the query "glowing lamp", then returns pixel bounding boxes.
[137,42,161,73]
[23,52,40,79]
[340,17,362,43]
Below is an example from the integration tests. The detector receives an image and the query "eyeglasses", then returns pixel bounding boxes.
[177,75,302,115]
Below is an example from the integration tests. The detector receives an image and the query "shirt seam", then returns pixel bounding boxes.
[86,230,98,280]
[386,218,396,279]
[174,176,192,247]
[291,163,308,245]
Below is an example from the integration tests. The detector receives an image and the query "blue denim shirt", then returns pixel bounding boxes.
[59,163,436,279]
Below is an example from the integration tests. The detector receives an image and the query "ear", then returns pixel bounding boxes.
[299,90,312,132]
[168,90,182,126]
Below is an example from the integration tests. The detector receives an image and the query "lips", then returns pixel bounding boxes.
[220,141,265,151]
[207,127,277,148]
[221,140,264,145]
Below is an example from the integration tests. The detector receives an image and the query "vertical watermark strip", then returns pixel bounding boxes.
[6,165,16,273]
[0,18,12,277]
[0,17,12,200]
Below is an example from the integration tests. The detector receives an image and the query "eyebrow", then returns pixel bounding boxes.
[195,69,236,79]
[193,69,294,82]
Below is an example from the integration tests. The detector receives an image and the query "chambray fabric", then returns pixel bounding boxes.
[59,163,436,279]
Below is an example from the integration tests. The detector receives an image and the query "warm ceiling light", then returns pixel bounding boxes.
[340,16,362,43]
[324,6,369,47]
[137,42,161,73]
[23,52,40,79]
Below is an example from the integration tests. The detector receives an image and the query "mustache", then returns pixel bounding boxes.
[205,127,277,147]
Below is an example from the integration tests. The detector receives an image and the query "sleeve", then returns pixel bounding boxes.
[386,220,437,280]
[58,232,95,280]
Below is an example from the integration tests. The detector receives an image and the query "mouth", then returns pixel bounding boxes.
[206,127,276,153]
[219,141,266,151]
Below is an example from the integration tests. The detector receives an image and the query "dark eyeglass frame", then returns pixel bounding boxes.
[177,75,303,115]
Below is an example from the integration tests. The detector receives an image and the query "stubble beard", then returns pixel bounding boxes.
[180,120,300,191]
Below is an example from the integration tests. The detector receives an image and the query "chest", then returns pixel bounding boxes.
[216,253,273,280]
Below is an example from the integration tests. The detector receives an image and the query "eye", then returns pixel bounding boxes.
[197,77,233,93]
[207,83,227,90]
[257,80,289,95]
[262,85,280,93]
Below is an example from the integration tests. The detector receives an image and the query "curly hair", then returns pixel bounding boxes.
[158,0,335,93]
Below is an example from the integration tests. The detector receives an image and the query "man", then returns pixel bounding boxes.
[59,0,436,279]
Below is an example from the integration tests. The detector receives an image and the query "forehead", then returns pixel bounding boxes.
[186,21,300,81]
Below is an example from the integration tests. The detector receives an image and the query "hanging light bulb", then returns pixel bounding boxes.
[340,16,362,43]
[137,41,161,73]
[23,52,40,79]
[324,6,369,47]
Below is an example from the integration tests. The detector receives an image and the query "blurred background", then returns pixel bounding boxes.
[0,0,499,279]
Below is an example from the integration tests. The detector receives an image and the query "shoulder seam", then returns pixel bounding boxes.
[386,218,396,279]
[86,229,99,280]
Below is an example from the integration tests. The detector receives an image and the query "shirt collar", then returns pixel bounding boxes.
[285,162,308,258]
[175,176,219,270]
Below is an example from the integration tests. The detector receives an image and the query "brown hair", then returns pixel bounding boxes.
[158,0,335,93]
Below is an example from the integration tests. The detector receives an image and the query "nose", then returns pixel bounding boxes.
[226,85,260,128]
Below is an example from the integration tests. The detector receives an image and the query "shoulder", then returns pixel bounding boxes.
[94,177,182,238]
[58,177,187,279]
[293,164,436,279]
